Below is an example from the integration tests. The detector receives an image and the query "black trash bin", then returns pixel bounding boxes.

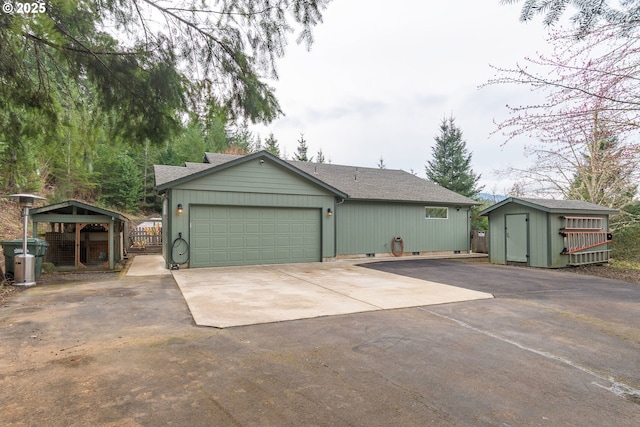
[1,238,49,279]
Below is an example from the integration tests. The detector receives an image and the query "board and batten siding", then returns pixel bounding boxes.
[487,203,549,267]
[164,159,337,267]
[486,202,614,268]
[175,158,330,196]
[336,201,470,255]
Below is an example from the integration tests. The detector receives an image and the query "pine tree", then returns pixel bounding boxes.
[264,133,281,157]
[316,148,325,163]
[377,156,386,169]
[426,115,483,198]
[293,133,312,161]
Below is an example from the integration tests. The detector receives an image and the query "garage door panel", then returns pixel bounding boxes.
[261,223,276,233]
[276,223,290,233]
[229,223,244,233]
[192,223,211,234]
[261,236,275,246]
[277,236,289,247]
[246,236,260,247]
[191,206,321,267]
[290,223,304,234]
[245,223,260,233]
[212,224,227,233]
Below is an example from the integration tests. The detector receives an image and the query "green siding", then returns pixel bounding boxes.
[487,204,547,267]
[175,158,329,196]
[487,204,611,268]
[165,188,335,267]
[336,201,470,255]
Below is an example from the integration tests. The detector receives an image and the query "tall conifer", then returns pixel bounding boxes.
[426,115,483,198]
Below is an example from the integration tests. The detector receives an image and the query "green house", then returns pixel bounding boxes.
[154,151,477,268]
[479,197,617,268]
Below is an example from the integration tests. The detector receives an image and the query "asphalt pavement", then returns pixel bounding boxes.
[0,257,638,426]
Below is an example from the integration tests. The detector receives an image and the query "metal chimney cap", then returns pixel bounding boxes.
[5,193,46,208]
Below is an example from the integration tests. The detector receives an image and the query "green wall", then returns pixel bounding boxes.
[487,203,547,267]
[336,201,470,255]
[164,159,336,267]
[487,204,611,268]
[162,157,474,266]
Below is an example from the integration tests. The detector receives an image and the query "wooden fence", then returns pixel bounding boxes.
[471,230,488,253]
[129,221,162,250]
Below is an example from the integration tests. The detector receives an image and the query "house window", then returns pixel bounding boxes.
[425,206,448,219]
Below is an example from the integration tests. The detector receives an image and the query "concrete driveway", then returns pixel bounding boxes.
[171,261,492,327]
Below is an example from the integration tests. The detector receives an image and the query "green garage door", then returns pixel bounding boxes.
[190,206,321,267]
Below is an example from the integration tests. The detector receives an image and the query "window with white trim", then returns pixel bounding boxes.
[425,206,448,219]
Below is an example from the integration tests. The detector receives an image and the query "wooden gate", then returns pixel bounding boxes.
[471,230,488,253]
[129,219,162,253]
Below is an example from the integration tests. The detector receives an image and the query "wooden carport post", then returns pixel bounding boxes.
[75,224,87,269]
[103,219,115,270]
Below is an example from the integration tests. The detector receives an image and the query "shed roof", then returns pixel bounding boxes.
[154,151,477,205]
[479,197,618,216]
[29,200,130,221]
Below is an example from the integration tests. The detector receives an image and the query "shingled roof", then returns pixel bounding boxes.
[479,197,618,215]
[155,151,477,205]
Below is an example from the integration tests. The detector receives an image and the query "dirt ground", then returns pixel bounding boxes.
[1,269,121,306]
[571,263,640,285]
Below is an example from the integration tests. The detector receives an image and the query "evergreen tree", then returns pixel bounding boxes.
[378,157,386,169]
[293,133,312,161]
[94,145,143,213]
[226,122,254,154]
[264,133,281,157]
[316,149,326,163]
[426,115,483,198]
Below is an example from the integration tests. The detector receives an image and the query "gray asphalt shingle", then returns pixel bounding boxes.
[155,151,477,205]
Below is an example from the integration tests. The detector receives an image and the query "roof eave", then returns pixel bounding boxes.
[345,197,478,205]
[30,200,130,221]
[478,197,618,216]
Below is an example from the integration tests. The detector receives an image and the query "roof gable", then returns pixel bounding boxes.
[155,151,347,197]
[479,197,618,216]
[156,151,477,205]
[29,200,130,221]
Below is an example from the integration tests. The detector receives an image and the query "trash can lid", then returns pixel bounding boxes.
[1,238,47,245]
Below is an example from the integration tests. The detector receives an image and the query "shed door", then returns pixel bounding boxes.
[505,213,528,263]
[190,206,321,267]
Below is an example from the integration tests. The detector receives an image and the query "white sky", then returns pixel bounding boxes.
[251,0,555,195]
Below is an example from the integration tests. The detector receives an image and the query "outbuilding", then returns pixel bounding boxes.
[30,200,130,270]
[154,150,477,268]
[479,197,617,268]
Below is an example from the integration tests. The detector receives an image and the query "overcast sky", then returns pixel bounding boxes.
[250,0,557,195]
